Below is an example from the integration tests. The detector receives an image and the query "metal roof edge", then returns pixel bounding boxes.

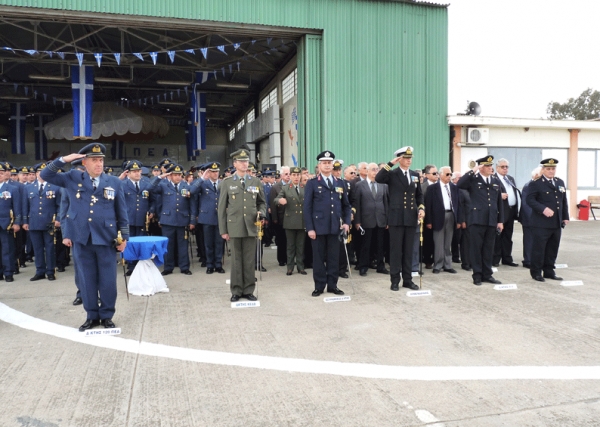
[447,115,600,131]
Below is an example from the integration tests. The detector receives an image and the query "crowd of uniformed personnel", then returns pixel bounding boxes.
[0,143,569,329]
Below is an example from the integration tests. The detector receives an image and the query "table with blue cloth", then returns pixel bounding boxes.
[122,236,170,296]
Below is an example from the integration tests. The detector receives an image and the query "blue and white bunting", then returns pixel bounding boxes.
[76,52,84,67]
[233,43,241,51]
[200,47,208,59]
[114,53,121,65]
[185,49,195,55]
[217,45,227,55]
[10,103,27,155]
[71,65,94,139]
[94,53,103,67]
[25,49,37,56]
[56,52,65,60]
[196,71,214,84]
[133,53,144,61]
[150,52,158,65]
[45,51,53,58]
[34,115,48,160]
[167,51,176,63]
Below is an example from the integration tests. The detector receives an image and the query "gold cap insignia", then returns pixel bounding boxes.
[212,163,218,169]
[92,145,101,153]
[132,162,139,168]
[549,159,555,164]
[406,149,412,155]
[240,150,247,157]
[487,156,493,162]
[174,166,181,172]
[40,164,46,169]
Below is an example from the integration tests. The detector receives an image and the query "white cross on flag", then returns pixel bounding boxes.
[10,103,27,154]
[34,115,48,160]
[71,65,94,138]
[191,87,207,152]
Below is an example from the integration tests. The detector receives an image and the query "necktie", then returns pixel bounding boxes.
[370,181,376,197]
[485,177,489,185]
[550,179,555,187]
[295,186,299,195]
[92,178,97,191]
[213,182,217,192]
[174,183,179,193]
[241,178,245,189]
[445,184,453,210]
[135,182,140,193]
[39,183,44,196]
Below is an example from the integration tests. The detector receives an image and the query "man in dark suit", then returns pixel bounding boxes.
[420,164,438,269]
[493,158,521,267]
[41,143,129,331]
[269,166,290,266]
[425,166,459,274]
[457,155,504,286]
[375,146,424,291]
[354,162,389,276]
[304,151,351,297]
[525,158,569,282]
[519,166,542,269]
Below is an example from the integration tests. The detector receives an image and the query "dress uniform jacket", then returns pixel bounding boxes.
[151,178,200,227]
[25,182,61,231]
[275,183,305,229]
[526,176,569,227]
[122,178,155,228]
[0,181,23,230]
[375,168,423,227]
[218,174,266,237]
[457,171,504,226]
[196,179,220,226]
[303,175,351,235]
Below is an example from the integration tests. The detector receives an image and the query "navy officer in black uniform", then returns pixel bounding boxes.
[457,155,504,286]
[304,151,351,297]
[41,143,129,331]
[375,146,424,291]
[525,158,569,282]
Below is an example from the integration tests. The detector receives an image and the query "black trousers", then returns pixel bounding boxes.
[273,222,287,264]
[311,234,340,292]
[359,227,385,270]
[195,225,206,260]
[522,226,533,265]
[422,227,434,265]
[388,225,416,284]
[460,226,470,268]
[530,226,561,277]
[493,206,517,264]
[468,224,496,282]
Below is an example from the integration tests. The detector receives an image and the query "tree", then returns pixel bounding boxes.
[547,88,600,120]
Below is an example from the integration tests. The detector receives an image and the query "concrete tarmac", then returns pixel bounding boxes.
[1,221,600,426]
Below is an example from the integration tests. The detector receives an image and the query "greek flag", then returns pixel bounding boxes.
[34,115,48,160]
[190,87,207,151]
[71,65,94,138]
[196,71,214,84]
[10,103,27,154]
[111,140,124,160]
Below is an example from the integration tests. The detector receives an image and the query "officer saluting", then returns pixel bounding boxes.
[24,162,61,281]
[525,158,569,282]
[304,151,351,297]
[456,155,504,286]
[196,162,225,274]
[41,143,129,332]
[218,149,266,302]
[375,146,424,291]
[0,162,22,282]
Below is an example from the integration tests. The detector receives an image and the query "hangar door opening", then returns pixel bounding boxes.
[0,8,321,172]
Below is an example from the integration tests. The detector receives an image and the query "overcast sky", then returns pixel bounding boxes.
[448,0,600,119]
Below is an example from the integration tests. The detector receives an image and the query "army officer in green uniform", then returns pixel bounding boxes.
[218,149,266,302]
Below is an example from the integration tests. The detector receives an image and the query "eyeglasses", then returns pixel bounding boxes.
[429,172,438,175]
[369,168,379,171]
[497,165,509,169]
[444,173,452,177]
[348,172,357,175]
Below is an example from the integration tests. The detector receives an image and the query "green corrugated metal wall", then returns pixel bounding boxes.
[0,0,448,168]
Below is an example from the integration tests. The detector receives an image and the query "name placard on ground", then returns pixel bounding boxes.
[231,301,261,308]
[324,296,351,303]
[492,267,498,273]
[411,271,421,277]
[407,290,432,297]
[561,280,583,287]
[494,284,518,291]
[556,264,568,269]
[226,279,231,285]
[85,328,122,336]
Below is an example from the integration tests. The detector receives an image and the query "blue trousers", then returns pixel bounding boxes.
[0,230,16,276]
[74,239,117,320]
[162,225,190,272]
[29,230,56,275]
[311,234,340,292]
[203,224,223,269]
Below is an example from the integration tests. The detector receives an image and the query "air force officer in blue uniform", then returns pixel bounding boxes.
[24,162,61,281]
[41,143,129,332]
[0,162,22,282]
[304,151,351,297]
[196,162,225,274]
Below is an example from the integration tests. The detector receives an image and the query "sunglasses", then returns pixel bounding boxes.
[348,172,357,175]
[429,172,438,175]
[444,173,452,177]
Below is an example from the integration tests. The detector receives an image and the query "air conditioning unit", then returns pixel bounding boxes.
[466,127,489,145]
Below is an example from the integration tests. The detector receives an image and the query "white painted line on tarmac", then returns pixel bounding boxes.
[2,302,600,381]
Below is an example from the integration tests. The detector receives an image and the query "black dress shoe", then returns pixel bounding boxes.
[279,262,286,266]
[492,263,500,267]
[298,270,307,275]
[432,269,440,274]
[328,288,344,295]
[200,261,207,267]
[522,263,530,268]
[390,283,400,291]
[181,270,192,275]
[47,274,56,281]
[359,269,367,276]
[353,265,360,271]
[260,266,267,272]
[14,269,19,275]
[30,274,45,281]
[230,295,240,302]
[5,276,14,282]
[474,281,482,286]
[242,294,258,301]
[206,268,214,274]
[425,263,433,269]
[461,265,472,271]
[216,268,225,274]
[533,276,545,282]
[57,267,66,272]
[311,290,323,297]
[73,296,83,306]
[0,274,4,281]
[125,270,133,276]
[377,268,390,274]
[286,270,293,276]
[161,270,173,276]
[452,258,461,263]
[403,282,419,290]
[503,262,519,267]
[78,319,100,332]
[339,272,349,279]
[443,268,457,274]
[100,319,116,328]
[483,277,501,284]
[543,274,563,281]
